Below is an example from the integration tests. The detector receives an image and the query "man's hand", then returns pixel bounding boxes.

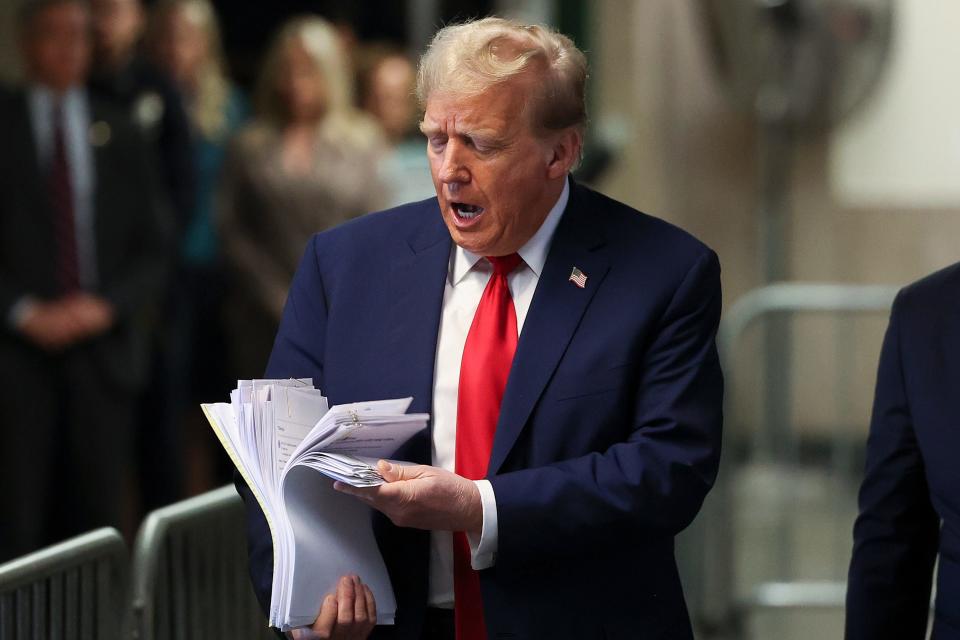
[289,575,376,640]
[334,461,483,534]
[17,294,115,351]
[18,300,84,350]
[63,292,115,338]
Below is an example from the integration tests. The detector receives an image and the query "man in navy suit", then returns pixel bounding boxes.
[847,263,960,639]
[239,17,723,640]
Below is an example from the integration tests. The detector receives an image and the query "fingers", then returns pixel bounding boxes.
[337,575,355,625]
[378,461,436,482]
[310,592,338,638]
[332,482,380,502]
[352,576,367,624]
[308,576,378,640]
[364,583,376,625]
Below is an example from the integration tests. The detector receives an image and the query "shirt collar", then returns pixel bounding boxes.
[449,177,570,285]
[29,84,84,111]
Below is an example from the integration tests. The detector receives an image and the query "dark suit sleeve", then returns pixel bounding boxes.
[236,234,328,618]
[845,292,939,640]
[489,249,723,568]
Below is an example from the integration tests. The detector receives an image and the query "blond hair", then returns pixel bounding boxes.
[255,15,379,148]
[149,0,231,140]
[416,16,588,135]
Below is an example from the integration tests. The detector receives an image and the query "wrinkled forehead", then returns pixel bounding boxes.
[421,73,537,134]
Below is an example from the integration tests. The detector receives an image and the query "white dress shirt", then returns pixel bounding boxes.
[427,179,570,607]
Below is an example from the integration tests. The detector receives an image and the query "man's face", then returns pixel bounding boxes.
[90,0,143,65]
[22,2,91,91]
[422,75,566,257]
[152,7,208,87]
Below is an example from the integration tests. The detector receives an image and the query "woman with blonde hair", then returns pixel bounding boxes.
[149,0,247,264]
[218,15,385,379]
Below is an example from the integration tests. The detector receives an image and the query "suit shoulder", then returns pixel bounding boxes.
[318,198,437,240]
[894,260,960,321]
[0,86,30,113]
[308,198,440,262]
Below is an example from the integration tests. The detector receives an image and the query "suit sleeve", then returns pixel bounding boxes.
[235,234,328,619]
[845,292,939,640]
[489,249,723,568]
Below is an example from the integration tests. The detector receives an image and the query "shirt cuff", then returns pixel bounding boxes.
[467,479,498,570]
[8,296,38,330]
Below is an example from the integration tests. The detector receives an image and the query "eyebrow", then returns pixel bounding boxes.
[418,121,439,136]
[418,121,504,143]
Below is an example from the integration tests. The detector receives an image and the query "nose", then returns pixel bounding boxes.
[438,139,470,186]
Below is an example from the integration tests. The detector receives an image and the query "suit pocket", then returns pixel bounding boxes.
[551,362,632,400]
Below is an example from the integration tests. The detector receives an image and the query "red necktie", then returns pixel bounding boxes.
[454,253,523,640]
[50,103,80,294]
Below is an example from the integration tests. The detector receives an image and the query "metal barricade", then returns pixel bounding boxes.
[681,282,900,638]
[0,528,128,639]
[128,485,275,640]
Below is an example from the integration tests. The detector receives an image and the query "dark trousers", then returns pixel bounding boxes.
[420,609,454,640]
[0,338,134,561]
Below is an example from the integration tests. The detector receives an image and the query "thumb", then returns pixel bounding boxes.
[377,460,403,482]
[377,460,426,482]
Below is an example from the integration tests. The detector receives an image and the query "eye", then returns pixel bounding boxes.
[467,137,494,154]
[428,135,447,151]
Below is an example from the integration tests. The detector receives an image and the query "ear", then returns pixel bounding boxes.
[545,128,582,179]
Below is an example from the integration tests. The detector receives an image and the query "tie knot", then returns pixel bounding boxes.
[486,253,523,276]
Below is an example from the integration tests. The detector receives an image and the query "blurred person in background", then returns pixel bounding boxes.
[846,261,960,639]
[88,0,194,232]
[358,45,434,208]
[89,0,195,234]
[0,0,169,560]
[88,0,195,512]
[218,15,384,380]
[146,0,247,494]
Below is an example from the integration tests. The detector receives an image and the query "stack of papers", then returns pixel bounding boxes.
[202,380,429,631]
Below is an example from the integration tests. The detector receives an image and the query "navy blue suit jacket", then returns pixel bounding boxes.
[847,262,960,639]
[239,179,724,639]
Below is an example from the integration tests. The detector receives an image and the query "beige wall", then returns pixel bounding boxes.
[0,0,19,83]
[589,0,960,437]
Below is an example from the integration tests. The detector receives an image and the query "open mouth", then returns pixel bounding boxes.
[452,202,485,220]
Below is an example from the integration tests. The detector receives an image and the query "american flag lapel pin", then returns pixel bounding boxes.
[568,266,587,288]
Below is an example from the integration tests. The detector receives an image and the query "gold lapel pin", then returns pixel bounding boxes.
[88,121,111,147]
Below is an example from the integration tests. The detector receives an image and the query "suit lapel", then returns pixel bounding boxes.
[89,99,115,272]
[11,93,47,218]
[489,182,611,474]
[382,205,452,418]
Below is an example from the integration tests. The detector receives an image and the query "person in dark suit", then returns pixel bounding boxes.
[0,0,169,561]
[846,262,960,639]
[88,0,194,233]
[88,0,197,513]
[239,17,723,640]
